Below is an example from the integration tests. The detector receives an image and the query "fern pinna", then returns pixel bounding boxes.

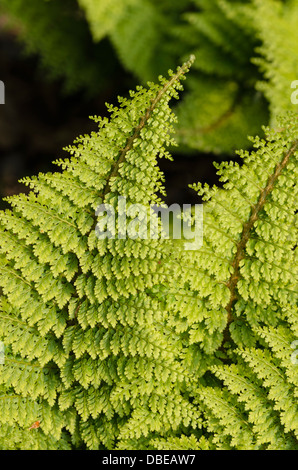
[0,57,297,450]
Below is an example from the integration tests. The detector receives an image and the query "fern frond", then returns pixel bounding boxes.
[0,57,199,449]
[252,0,298,120]
[185,112,298,449]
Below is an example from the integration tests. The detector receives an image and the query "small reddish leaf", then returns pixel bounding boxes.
[29,421,40,430]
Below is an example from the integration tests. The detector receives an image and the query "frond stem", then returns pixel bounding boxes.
[222,139,298,346]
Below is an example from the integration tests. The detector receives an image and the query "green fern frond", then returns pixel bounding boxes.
[252,0,298,120]
[0,57,199,449]
[183,112,298,449]
[0,57,297,450]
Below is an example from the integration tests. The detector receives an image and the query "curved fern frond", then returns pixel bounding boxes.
[0,57,199,450]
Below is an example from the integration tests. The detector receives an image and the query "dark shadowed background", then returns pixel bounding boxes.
[0,18,238,210]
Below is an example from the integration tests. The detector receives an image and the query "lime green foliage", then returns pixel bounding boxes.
[2,0,298,154]
[0,61,297,450]
[180,113,298,448]
[252,0,298,120]
[0,57,198,450]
